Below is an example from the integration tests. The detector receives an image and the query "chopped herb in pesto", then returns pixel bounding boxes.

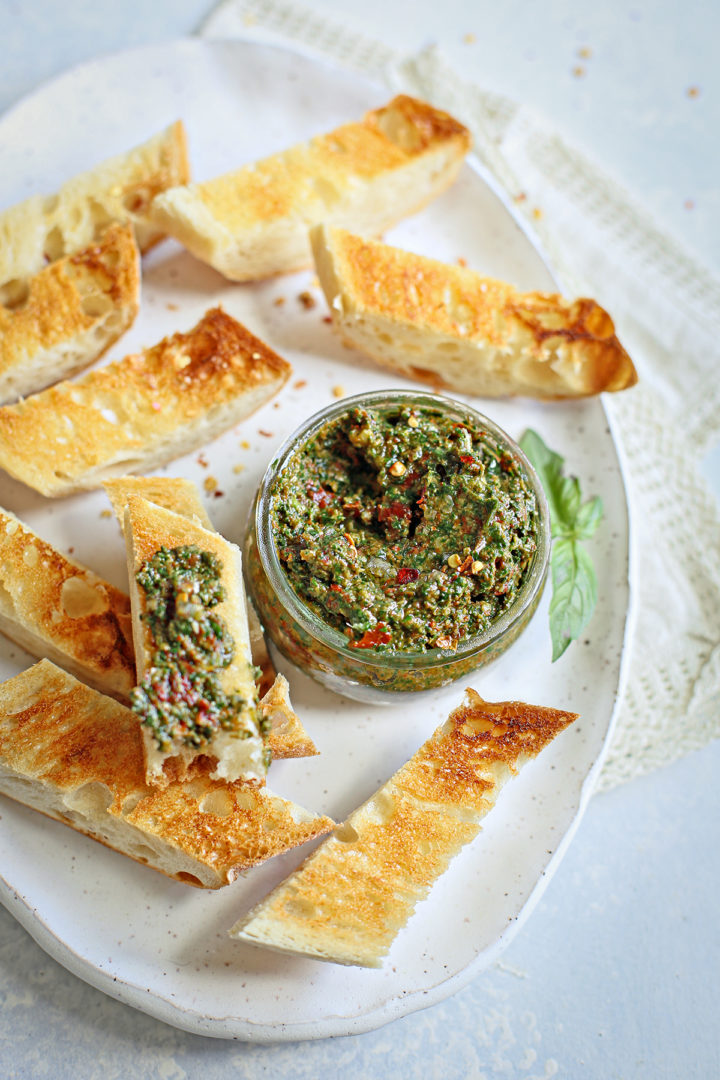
[270,405,538,653]
[131,545,257,751]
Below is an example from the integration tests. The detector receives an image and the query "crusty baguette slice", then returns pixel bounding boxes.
[311,225,638,399]
[104,475,316,759]
[0,120,189,302]
[230,688,578,966]
[0,505,135,700]
[0,660,334,888]
[0,223,140,404]
[151,95,471,282]
[124,495,266,786]
[0,307,292,497]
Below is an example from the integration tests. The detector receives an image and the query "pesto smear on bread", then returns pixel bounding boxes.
[270,405,538,653]
[131,545,265,752]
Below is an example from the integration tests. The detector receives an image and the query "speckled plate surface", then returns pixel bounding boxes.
[0,39,631,1041]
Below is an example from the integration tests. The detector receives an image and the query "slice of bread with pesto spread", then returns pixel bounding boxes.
[0,307,292,497]
[0,660,333,888]
[104,475,317,760]
[0,120,189,304]
[311,224,638,399]
[0,222,140,405]
[123,494,267,787]
[230,689,578,966]
[150,95,471,282]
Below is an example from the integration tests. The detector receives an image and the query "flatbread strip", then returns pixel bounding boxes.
[0,505,135,701]
[103,475,316,759]
[151,95,471,282]
[0,660,334,889]
[311,225,637,399]
[0,223,140,405]
[0,120,189,302]
[0,307,292,497]
[124,495,266,786]
[230,689,578,966]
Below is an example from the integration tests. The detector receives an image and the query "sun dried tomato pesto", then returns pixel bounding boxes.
[270,405,538,653]
[130,545,258,750]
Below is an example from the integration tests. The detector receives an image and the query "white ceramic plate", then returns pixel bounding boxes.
[0,39,631,1041]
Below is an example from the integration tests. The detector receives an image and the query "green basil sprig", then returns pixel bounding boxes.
[520,429,603,661]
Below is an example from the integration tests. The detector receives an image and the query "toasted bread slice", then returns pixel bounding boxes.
[0,505,135,700]
[0,223,140,404]
[124,495,266,786]
[311,225,638,399]
[0,660,333,888]
[151,96,470,282]
[104,475,316,759]
[0,121,189,303]
[0,307,292,497]
[230,688,578,966]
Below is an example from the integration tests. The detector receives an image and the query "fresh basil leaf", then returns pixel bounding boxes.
[574,495,604,540]
[520,428,576,530]
[549,538,598,661]
[520,428,602,661]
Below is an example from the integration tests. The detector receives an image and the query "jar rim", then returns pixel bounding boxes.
[254,389,550,671]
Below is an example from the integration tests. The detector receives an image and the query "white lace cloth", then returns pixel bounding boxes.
[201,0,720,792]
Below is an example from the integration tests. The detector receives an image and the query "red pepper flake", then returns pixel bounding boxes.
[294,379,307,390]
[377,502,412,523]
[396,567,419,585]
[309,486,334,509]
[298,291,317,310]
[213,490,224,498]
[322,315,333,324]
[197,453,209,468]
[457,256,467,267]
[258,429,273,437]
[459,454,475,465]
[350,625,392,649]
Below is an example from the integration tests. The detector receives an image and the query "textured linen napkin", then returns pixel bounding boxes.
[201,0,720,792]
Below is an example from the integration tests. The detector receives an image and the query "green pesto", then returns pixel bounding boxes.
[130,545,260,751]
[270,405,538,653]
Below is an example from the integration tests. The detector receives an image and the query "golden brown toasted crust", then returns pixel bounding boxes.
[0,661,334,888]
[0,307,292,497]
[311,226,638,399]
[0,121,189,299]
[0,506,135,699]
[124,495,265,786]
[151,96,471,281]
[230,688,578,966]
[104,474,213,530]
[0,223,140,404]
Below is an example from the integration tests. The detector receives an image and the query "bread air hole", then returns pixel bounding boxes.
[334,822,359,844]
[80,293,114,319]
[43,225,66,262]
[175,871,204,887]
[63,781,113,817]
[199,789,234,817]
[0,278,30,310]
[61,576,108,618]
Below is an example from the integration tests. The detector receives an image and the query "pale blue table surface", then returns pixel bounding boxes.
[0,3,718,1078]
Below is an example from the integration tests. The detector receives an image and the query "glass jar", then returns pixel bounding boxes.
[245,390,550,704]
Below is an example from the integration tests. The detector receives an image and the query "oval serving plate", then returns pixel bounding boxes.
[0,38,631,1041]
